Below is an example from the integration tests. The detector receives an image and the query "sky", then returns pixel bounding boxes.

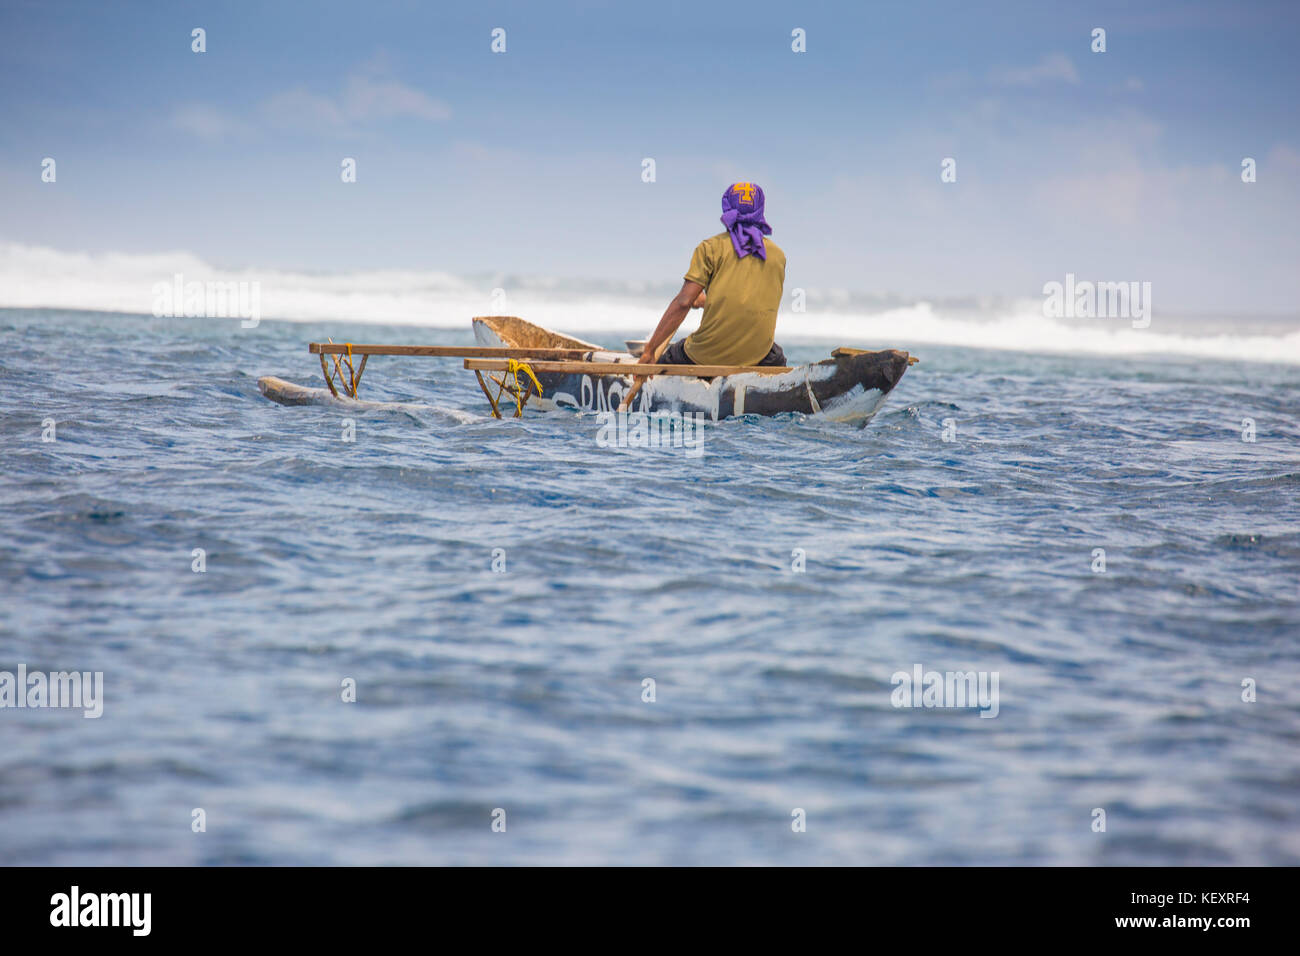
[2,0,1298,314]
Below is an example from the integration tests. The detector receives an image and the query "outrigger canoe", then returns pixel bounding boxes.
[258,315,915,427]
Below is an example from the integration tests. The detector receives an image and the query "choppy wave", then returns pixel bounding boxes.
[3,240,1298,364]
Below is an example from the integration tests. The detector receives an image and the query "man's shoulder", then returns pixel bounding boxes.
[701,233,784,257]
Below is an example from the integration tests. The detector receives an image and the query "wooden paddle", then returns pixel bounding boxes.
[618,338,670,412]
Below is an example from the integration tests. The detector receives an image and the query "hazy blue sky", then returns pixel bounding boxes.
[2,0,1298,311]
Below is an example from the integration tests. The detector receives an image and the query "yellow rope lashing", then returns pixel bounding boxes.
[324,338,359,396]
[505,359,542,416]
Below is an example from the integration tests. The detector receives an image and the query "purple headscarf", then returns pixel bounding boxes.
[720,182,771,260]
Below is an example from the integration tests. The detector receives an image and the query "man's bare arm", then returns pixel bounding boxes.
[639,280,704,363]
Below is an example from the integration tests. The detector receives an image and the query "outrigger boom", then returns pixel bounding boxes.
[462,358,791,377]
[309,340,599,408]
[310,343,594,358]
[308,338,795,414]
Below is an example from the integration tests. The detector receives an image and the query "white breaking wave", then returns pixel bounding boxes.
[825,303,1300,365]
[2,241,1298,364]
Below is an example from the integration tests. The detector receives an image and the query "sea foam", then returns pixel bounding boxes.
[3,241,1297,364]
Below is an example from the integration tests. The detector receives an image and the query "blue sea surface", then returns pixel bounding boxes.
[2,308,1298,865]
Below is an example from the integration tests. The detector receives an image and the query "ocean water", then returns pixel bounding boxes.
[2,306,1299,866]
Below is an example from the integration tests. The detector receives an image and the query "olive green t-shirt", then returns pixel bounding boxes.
[682,232,786,366]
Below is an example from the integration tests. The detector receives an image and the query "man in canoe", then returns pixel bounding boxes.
[637,182,787,368]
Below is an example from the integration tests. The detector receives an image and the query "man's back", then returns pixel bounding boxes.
[683,232,786,366]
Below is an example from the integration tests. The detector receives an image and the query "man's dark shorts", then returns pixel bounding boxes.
[659,340,786,366]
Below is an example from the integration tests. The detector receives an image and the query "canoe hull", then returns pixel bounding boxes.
[472,318,909,427]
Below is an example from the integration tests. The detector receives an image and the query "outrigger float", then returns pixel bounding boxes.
[257,316,917,427]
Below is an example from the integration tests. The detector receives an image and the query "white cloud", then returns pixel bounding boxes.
[258,87,349,130]
[991,53,1080,87]
[170,104,253,142]
[343,74,450,123]
[259,66,450,132]
[1267,143,1300,171]
[172,61,450,140]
